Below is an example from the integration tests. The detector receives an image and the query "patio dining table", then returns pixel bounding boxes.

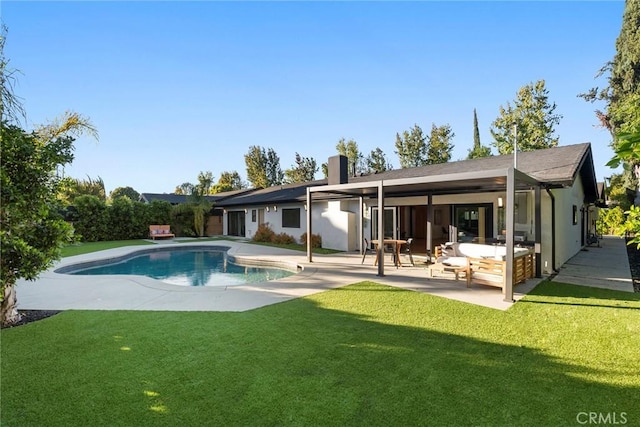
[372,239,408,267]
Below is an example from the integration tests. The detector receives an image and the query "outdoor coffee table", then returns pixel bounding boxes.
[428,263,467,281]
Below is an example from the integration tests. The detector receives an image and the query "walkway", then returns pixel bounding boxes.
[16,236,633,314]
[551,235,634,292]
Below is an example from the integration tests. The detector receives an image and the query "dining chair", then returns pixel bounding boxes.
[404,237,415,266]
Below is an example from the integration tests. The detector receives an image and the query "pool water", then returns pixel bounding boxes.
[66,248,294,287]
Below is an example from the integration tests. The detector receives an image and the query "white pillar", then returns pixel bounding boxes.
[377,181,385,277]
[306,187,312,263]
[504,168,515,302]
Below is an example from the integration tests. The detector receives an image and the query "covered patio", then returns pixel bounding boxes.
[305,165,543,302]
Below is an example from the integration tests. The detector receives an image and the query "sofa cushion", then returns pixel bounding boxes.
[457,243,496,259]
[442,257,468,267]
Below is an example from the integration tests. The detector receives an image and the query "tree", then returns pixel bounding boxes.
[0,25,25,125]
[426,124,455,164]
[365,147,392,173]
[110,186,140,201]
[491,80,562,154]
[607,172,635,212]
[608,1,640,136]
[212,171,245,193]
[175,182,195,195]
[195,171,214,196]
[244,145,283,188]
[284,153,318,184]
[467,109,492,159]
[395,124,427,168]
[580,1,640,204]
[335,138,364,176]
[73,195,109,241]
[265,148,284,187]
[1,29,98,325]
[608,128,640,176]
[171,171,215,236]
[1,113,97,326]
[58,175,106,204]
[623,205,640,249]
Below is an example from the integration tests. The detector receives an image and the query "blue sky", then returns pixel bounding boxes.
[3,1,625,195]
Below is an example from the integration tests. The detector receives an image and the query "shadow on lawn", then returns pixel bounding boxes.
[235,290,639,426]
[2,283,638,426]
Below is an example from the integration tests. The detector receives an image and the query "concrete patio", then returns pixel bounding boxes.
[16,236,633,313]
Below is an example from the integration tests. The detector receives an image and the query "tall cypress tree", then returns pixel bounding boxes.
[467,108,492,159]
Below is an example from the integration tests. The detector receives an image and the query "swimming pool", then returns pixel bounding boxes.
[57,247,296,287]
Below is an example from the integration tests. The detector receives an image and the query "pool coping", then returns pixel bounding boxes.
[16,240,544,312]
[54,244,303,277]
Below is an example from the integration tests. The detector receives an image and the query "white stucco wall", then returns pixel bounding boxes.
[223,200,360,252]
[244,203,311,242]
[552,175,587,268]
[223,176,591,266]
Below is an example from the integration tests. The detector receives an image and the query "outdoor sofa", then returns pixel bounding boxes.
[432,242,535,294]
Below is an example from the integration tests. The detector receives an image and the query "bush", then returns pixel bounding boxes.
[170,204,196,237]
[597,206,626,236]
[73,195,109,241]
[71,196,175,241]
[273,232,296,245]
[109,196,136,240]
[147,200,172,226]
[300,232,322,248]
[252,223,276,243]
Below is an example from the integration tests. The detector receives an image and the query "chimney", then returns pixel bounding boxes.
[328,155,348,185]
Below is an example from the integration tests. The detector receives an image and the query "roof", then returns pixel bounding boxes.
[140,188,256,205]
[215,143,600,207]
[216,180,327,207]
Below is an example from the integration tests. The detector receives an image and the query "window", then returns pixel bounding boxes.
[573,205,578,225]
[282,208,300,228]
[252,209,256,222]
[516,193,528,224]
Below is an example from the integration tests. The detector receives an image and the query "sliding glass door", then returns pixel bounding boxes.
[371,207,396,241]
[227,211,246,237]
[453,204,493,243]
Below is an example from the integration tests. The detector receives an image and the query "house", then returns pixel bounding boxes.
[140,189,254,236]
[216,143,603,295]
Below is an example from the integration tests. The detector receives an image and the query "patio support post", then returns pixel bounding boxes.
[504,167,515,302]
[359,196,364,255]
[306,187,312,263]
[377,181,385,277]
[426,193,433,258]
[535,185,542,277]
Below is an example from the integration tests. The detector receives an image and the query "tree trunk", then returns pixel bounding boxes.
[1,284,21,327]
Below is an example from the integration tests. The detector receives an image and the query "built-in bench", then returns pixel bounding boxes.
[149,225,175,240]
[431,242,534,293]
[466,252,535,295]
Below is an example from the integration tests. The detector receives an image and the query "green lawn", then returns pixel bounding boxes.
[61,239,340,258]
[2,281,638,426]
[60,240,155,257]
[249,241,343,254]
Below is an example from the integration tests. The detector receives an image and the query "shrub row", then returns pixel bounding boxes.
[69,195,173,242]
[251,223,322,248]
[300,232,322,248]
